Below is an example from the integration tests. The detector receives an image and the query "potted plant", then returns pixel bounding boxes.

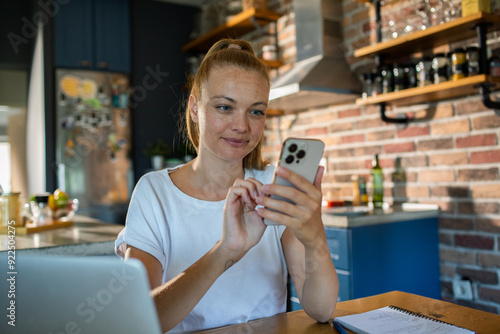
[144,139,171,170]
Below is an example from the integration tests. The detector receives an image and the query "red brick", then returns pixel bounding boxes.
[339,108,361,118]
[397,125,430,138]
[454,99,489,115]
[306,127,328,136]
[455,134,497,148]
[458,202,500,215]
[429,152,468,166]
[472,114,500,130]
[354,146,383,157]
[367,129,395,141]
[479,287,500,304]
[439,217,474,230]
[341,134,365,144]
[431,119,470,135]
[439,248,475,265]
[477,218,500,233]
[357,118,384,130]
[417,138,453,151]
[471,184,500,198]
[458,168,499,181]
[431,186,469,197]
[384,142,415,154]
[329,122,353,132]
[457,267,498,284]
[455,234,495,250]
[405,185,429,197]
[401,155,428,168]
[312,112,337,123]
[470,150,500,164]
[418,170,454,182]
[478,253,500,267]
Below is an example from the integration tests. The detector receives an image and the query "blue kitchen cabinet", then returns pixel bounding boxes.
[289,215,440,311]
[55,0,130,73]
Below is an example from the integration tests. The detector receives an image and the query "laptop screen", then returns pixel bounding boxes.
[0,254,162,334]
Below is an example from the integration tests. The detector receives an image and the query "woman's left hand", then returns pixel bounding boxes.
[256,166,325,248]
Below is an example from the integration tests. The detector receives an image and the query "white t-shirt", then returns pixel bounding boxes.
[115,165,288,333]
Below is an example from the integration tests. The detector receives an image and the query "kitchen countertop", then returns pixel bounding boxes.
[322,203,440,228]
[0,215,123,255]
[0,204,439,254]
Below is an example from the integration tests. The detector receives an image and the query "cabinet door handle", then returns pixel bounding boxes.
[97,62,110,69]
[79,60,92,67]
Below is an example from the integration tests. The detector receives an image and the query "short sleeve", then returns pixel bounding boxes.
[115,173,169,268]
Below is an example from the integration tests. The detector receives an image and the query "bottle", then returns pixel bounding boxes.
[371,154,384,209]
[351,175,360,206]
[358,176,368,206]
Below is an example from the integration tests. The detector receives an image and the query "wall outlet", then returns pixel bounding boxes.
[452,279,473,300]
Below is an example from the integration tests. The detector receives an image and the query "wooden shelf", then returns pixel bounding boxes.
[355,12,500,60]
[182,8,282,53]
[356,75,500,106]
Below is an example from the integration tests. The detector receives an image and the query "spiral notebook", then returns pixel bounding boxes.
[334,305,475,334]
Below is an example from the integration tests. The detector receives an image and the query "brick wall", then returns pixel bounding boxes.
[260,0,500,314]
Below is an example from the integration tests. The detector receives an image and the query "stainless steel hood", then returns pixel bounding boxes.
[269,0,361,112]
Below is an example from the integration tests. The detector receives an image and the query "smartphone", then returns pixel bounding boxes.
[264,138,325,225]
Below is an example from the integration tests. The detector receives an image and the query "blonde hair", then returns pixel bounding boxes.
[185,39,270,170]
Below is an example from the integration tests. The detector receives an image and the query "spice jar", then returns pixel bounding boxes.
[432,53,449,84]
[362,72,373,99]
[381,65,394,94]
[393,63,406,92]
[416,56,433,87]
[490,56,500,76]
[466,46,479,76]
[451,48,467,80]
[405,63,417,88]
[372,71,382,96]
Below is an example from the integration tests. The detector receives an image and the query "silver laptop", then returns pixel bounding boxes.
[0,254,162,334]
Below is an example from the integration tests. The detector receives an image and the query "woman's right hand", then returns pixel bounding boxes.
[219,177,267,264]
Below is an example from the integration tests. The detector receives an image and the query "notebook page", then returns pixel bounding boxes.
[335,306,475,334]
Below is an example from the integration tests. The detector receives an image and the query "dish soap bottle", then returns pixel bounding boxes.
[371,154,384,209]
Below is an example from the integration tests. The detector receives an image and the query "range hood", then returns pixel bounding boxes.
[269,0,362,112]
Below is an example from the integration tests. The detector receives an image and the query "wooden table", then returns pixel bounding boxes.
[195,291,500,333]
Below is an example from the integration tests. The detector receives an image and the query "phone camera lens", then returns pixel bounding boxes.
[285,155,294,164]
[297,150,306,159]
[288,144,298,153]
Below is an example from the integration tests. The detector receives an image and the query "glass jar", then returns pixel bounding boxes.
[451,48,467,80]
[372,70,383,96]
[405,63,417,88]
[362,72,373,99]
[393,64,406,92]
[31,194,53,226]
[416,56,433,87]
[466,46,479,76]
[490,56,500,76]
[381,65,394,94]
[432,53,449,84]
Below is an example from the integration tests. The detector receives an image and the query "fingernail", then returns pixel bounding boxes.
[256,196,263,204]
[262,185,269,193]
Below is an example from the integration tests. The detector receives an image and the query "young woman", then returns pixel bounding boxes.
[115,39,338,333]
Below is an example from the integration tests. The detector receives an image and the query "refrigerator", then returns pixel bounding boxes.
[55,69,133,224]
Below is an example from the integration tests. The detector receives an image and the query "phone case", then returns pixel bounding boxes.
[264,138,325,225]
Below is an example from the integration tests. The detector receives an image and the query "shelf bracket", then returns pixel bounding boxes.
[479,83,500,116]
[380,103,412,124]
